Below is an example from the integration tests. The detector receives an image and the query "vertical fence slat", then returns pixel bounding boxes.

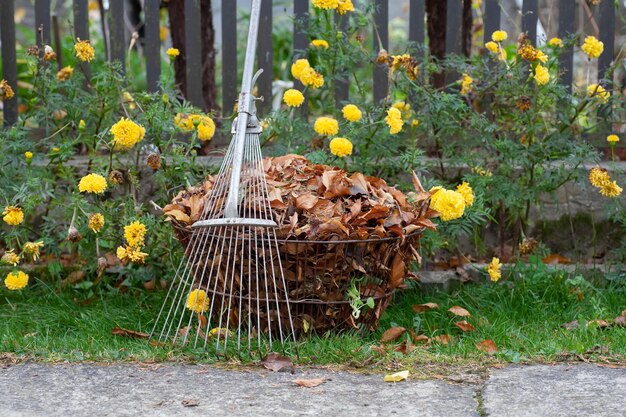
[221,0,237,116]
[144,0,161,92]
[52,15,63,70]
[409,0,425,45]
[35,0,51,47]
[483,0,501,43]
[522,0,538,44]
[73,0,91,80]
[184,0,203,108]
[557,0,574,92]
[257,0,273,115]
[597,1,615,83]
[334,14,349,107]
[294,0,309,116]
[373,0,388,103]
[445,0,462,55]
[0,0,18,126]
[108,0,126,73]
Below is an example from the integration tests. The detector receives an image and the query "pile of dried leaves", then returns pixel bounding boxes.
[163,155,437,333]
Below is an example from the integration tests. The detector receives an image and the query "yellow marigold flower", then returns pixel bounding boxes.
[329,137,353,157]
[430,189,466,221]
[23,241,44,261]
[460,73,473,95]
[291,58,311,79]
[186,289,210,313]
[110,117,145,151]
[124,220,147,247]
[456,182,474,206]
[314,116,339,136]
[533,64,550,85]
[491,30,508,42]
[196,115,216,141]
[74,38,95,62]
[310,39,329,49]
[88,213,105,233]
[536,50,548,63]
[1,250,20,266]
[283,89,305,107]
[159,26,168,42]
[587,84,609,103]
[43,45,56,61]
[548,37,563,48]
[174,113,195,131]
[116,245,148,264]
[485,41,499,53]
[599,181,623,198]
[5,271,29,290]
[487,257,502,282]
[385,107,404,134]
[78,173,107,194]
[391,54,411,71]
[411,119,420,128]
[0,79,15,101]
[24,151,33,162]
[3,206,24,225]
[607,134,619,144]
[166,47,180,59]
[581,35,603,59]
[392,101,411,120]
[312,0,339,10]
[299,67,325,88]
[342,104,362,122]
[588,167,610,188]
[337,0,355,14]
[57,66,74,81]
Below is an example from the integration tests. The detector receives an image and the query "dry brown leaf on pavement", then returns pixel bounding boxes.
[293,378,329,388]
[454,320,475,332]
[383,370,410,382]
[181,399,199,407]
[261,352,295,373]
[381,326,406,343]
[448,306,471,317]
[111,327,149,339]
[412,302,438,313]
[476,339,498,354]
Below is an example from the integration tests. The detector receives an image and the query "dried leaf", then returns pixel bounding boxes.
[389,253,405,289]
[448,306,471,317]
[542,254,572,265]
[433,334,451,345]
[476,339,498,354]
[614,316,626,327]
[588,319,610,329]
[384,370,409,382]
[295,194,319,211]
[381,326,406,343]
[454,320,475,332]
[181,399,199,407]
[412,334,430,344]
[412,302,438,313]
[261,352,294,373]
[164,209,190,223]
[111,327,149,339]
[561,320,579,330]
[293,377,328,388]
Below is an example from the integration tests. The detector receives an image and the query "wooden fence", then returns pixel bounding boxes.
[0,0,620,127]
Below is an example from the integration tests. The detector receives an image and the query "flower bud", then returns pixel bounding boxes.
[67,225,82,242]
[108,170,124,185]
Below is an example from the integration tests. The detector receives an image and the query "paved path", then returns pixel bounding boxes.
[1,363,625,416]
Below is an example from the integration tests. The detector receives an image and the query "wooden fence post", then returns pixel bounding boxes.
[144,0,161,92]
[73,0,91,81]
[557,0,574,92]
[522,0,538,44]
[294,0,309,116]
[109,0,126,73]
[221,0,238,117]
[373,0,388,103]
[1,0,18,125]
[257,0,273,115]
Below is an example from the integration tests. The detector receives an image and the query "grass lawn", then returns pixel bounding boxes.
[2,262,626,373]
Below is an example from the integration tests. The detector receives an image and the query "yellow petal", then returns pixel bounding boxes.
[384,370,410,382]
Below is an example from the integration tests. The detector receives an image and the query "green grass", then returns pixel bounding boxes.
[2,264,626,370]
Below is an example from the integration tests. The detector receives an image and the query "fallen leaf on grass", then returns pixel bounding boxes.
[476,339,498,354]
[448,306,471,317]
[111,327,149,339]
[542,254,572,265]
[181,399,199,407]
[614,316,626,327]
[588,319,610,329]
[454,320,475,332]
[293,377,328,388]
[381,326,406,343]
[432,334,451,345]
[261,352,295,373]
[394,340,415,354]
[412,334,430,344]
[384,370,409,382]
[561,320,579,330]
[412,302,438,313]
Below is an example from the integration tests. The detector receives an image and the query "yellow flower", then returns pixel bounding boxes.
[110,117,145,151]
[342,104,362,122]
[587,84,609,103]
[24,151,33,162]
[385,107,404,134]
[3,206,24,225]
[329,137,353,157]
[283,89,305,107]
[310,39,329,49]
[159,26,168,42]
[196,115,216,141]
[23,241,44,261]
[78,119,86,131]
[1,250,20,266]
[299,67,325,88]
[607,134,619,144]
[337,0,355,14]
[430,189,466,221]
[548,37,563,48]
[314,117,339,136]
[581,35,603,59]
[312,0,339,10]
[88,213,105,233]
[460,73,473,95]
[472,166,492,177]
[491,30,508,42]
[186,289,210,313]
[174,113,195,131]
[166,47,180,59]
[411,119,420,128]
[487,257,502,282]
[124,221,147,247]
[123,91,136,110]
[533,64,550,85]
[291,58,310,79]
[74,38,95,62]
[588,167,610,188]
[392,101,411,119]
[536,50,548,63]
[485,41,499,53]
[78,173,107,194]
[599,181,623,198]
[456,182,474,206]
[43,45,56,61]
[57,66,74,81]
[0,79,15,101]
[52,147,60,152]
[5,271,29,290]
[116,245,148,264]
[391,54,411,72]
